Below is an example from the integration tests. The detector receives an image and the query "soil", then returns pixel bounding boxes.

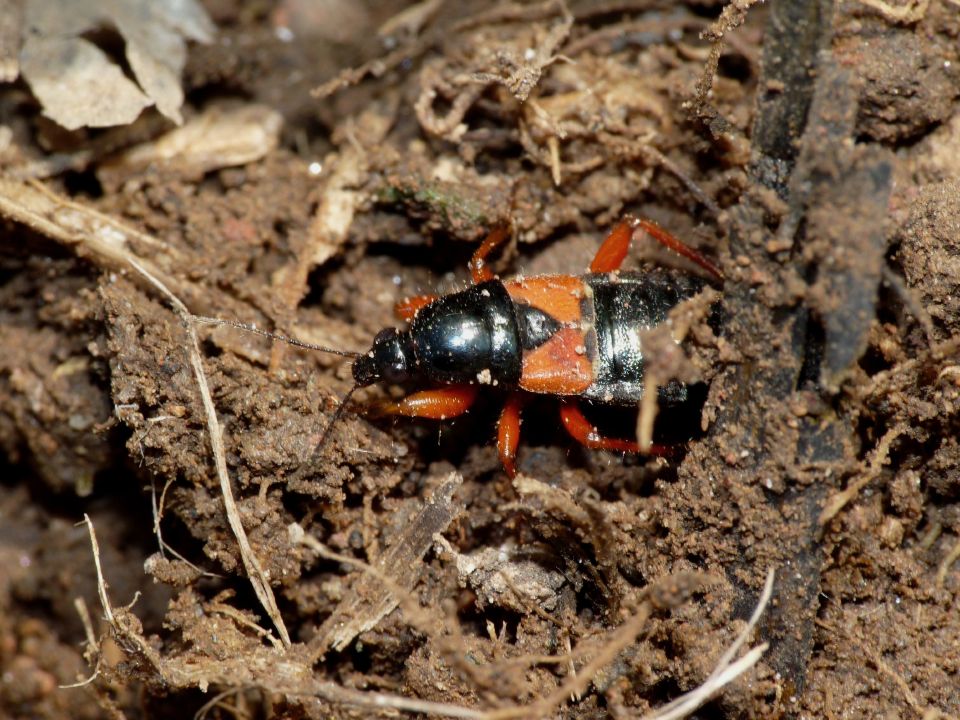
[2,1,960,718]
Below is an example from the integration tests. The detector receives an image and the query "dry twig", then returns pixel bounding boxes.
[129,259,292,648]
[61,596,101,689]
[304,472,463,657]
[686,0,759,149]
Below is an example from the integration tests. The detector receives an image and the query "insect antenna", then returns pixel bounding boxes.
[312,383,359,458]
[192,316,362,358]
[193,315,364,468]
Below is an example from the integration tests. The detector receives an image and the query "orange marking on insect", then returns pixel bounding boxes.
[503,275,584,323]
[519,327,593,395]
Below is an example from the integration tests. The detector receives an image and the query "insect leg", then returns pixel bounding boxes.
[637,217,724,281]
[559,401,672,455]
[496,393,526,477]
[589,217,636,273]
[382,385,478,420]
[590,216,724,281]
[394,294,439,321]
[469,224,510,283]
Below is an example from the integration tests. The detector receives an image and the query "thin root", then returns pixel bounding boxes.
[819,424,908,528]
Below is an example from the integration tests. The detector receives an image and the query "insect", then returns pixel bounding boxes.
[345,215,723,476]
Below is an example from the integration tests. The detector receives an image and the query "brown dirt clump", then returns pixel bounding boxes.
[1,1,960,718]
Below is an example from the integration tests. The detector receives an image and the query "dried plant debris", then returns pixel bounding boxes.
[446,540,567,613]
[17,0,214,130]
[100,102,283,183]
[307,472,463,656]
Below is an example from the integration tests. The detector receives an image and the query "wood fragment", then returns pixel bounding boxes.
[307,472,463,657]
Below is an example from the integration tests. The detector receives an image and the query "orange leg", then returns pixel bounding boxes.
[395,294,438,322]
[589,217,635,274]
[382,386,478,420]
[589,215,724,282]
[559,401,672,456]
[469,225,510,284]
[496,393,526,477]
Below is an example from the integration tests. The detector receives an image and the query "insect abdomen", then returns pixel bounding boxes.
[583,270,704,404]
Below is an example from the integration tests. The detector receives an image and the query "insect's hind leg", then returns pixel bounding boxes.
[589,215,723,281]
[589,217,637,274]
[559,401,672,456]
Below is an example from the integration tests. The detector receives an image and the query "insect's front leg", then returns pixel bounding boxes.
[468,225,510,283]
[394,294,438,322]
[496,393,526,477]
[381,385,478,420]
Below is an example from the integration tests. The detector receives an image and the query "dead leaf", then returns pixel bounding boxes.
[18,0,214,130]
[102,103,283,179]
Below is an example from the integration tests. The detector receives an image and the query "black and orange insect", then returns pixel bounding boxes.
[345,216,723,476]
